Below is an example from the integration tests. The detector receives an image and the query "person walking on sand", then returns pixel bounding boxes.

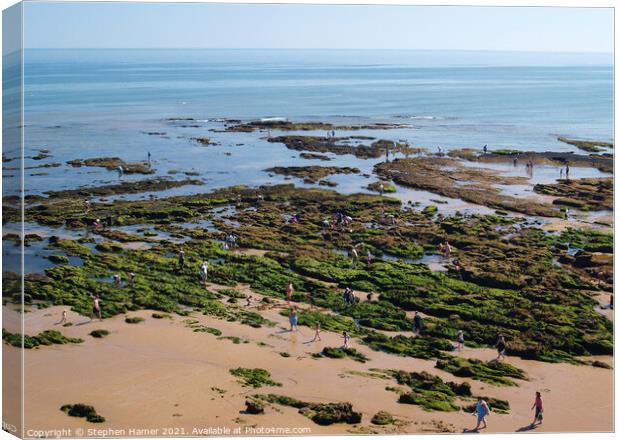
[311,322,322,342]
[200,261,209,287]
[91,295,102,321]
[412,311,423,334]
[531,391,544,426]
[289,307,298,332]
[472,397,490,431]
[286,281,294,303]
[59,309,68,325]
[495,335,507,360]
[457,330,465,350]
[342,331,351,349]
[178,250,185,270]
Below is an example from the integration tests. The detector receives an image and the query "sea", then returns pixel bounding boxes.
[3,48,615,195]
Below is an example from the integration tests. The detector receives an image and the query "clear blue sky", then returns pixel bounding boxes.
[22,2,613,53]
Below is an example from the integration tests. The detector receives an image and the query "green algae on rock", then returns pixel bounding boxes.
[534,178,612,211]
[67,157,154,174]
[265,166,360,183]
[318,346,370,363]
[60,404,106,423]
[254,394,362,425]
[230,367,282,388]
[435,357,527,386]
[3,328,83,349]
[557,136,613,153]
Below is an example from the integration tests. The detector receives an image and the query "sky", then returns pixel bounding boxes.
[18,2,614,53]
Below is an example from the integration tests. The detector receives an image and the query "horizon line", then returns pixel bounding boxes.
[23,47,614,55]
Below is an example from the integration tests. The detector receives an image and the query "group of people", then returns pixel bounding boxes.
[223,233,238,250]
[437,240,452,258]
[471,392,543,432]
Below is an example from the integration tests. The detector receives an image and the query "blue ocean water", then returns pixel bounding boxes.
[10,48,614,197]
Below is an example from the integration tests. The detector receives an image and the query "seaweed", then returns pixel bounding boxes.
[229,367,282,388]
[60,404,106,423]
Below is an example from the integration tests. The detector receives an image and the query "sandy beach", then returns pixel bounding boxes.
[3,281,613,435]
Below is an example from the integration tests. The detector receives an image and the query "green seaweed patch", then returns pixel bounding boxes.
[387,370,470,412]
[462,397,510,415]
[318,346,370,363]
[151,313,172,319]
[435,357,526,386]
[125,316,145,324]
[230,367,282,388]
[3,328,83,349]
[363,333,453,360]
[60,404,106,423]
[371,411,395,425]
[255,394,362,425]
[89,329,110,338]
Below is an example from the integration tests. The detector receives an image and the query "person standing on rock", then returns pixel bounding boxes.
[565,164,570,181]
[457,330,465,350]
[412,312,423,334]
[495,335,507,360]
[178,250,186,270]
[200,261,209,287]
[286,281,294,303]
[91,295,102,321]
[531,391,544,426]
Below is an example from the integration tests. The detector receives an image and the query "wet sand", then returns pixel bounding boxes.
[4,287,613,436]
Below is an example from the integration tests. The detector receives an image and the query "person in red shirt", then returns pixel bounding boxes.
[531,391,543,426]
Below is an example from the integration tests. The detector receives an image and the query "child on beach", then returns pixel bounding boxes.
[59,309,67,325]
[531,391,543,426]
[289,308,298,332]
[311,322,322,342]
[472,397,490,431]
[342,331,351,349]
